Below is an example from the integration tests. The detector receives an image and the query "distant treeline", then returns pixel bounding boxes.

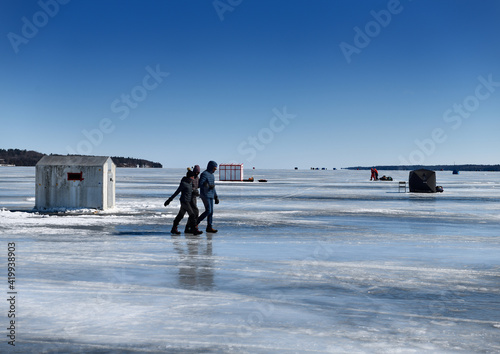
[0,149,162,168]
[0,149,43,166]
[111,156,163,168]
[345,164,500,172]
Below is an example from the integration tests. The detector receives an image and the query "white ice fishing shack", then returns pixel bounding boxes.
[35,155,115,211]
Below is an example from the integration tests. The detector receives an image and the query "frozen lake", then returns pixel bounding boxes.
[1,167,499,353]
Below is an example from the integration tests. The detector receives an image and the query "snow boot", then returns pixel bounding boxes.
[171,226,181,235]
[184,225,193,234]
[206,225,218,233]
[192,226,203,236]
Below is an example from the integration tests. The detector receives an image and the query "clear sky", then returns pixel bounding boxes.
[1,0,499,169]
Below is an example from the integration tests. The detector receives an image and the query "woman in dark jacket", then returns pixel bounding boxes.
[164,170,202,235]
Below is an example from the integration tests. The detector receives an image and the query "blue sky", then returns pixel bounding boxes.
[1,0,499,169]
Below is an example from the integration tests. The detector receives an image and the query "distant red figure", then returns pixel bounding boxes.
[370,168,379,181]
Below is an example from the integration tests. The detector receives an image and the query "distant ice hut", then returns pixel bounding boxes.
[219,163,244,181]
[408,169,436,193]
[35,155,116,211]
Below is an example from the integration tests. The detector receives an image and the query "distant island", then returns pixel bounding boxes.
[0,149,162,168]
[344,164,500,172]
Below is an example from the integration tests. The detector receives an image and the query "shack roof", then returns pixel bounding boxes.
[36,155,113,167]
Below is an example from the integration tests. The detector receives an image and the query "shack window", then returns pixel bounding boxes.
[67,172,83,181]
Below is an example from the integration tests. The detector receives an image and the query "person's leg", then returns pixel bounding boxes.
[186,198,199,233]
[198,196,209,224]
[185,202,202,235]
[207,198,214,226]
[172,205,187,234]
[206,198,217,233]
[192,198,199,218]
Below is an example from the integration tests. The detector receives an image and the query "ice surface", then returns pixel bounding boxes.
[1,167,500,353]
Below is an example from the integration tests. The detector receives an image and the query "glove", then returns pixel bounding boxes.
[164,198,172,207]
[214,197,219,204]
[209,184,215,190]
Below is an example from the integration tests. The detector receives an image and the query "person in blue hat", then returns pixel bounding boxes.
[198,161,219,233]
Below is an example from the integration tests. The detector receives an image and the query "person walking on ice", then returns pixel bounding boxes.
[164,170,203,235]
[198,160,219,233]
[185,165,201,234]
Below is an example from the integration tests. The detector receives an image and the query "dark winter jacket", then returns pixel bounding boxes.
[169,176,193,203]
[199,161,218,199]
